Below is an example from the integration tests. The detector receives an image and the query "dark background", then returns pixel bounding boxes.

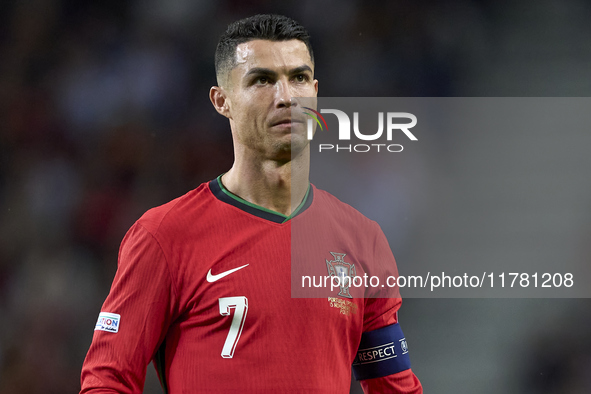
[1,0,590,393]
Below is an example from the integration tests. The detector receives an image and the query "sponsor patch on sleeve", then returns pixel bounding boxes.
[95,312,121,333]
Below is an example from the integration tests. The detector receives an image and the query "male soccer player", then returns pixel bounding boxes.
[80,14,422,393]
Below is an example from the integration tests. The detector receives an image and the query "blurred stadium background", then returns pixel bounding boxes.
[1,0,590,393]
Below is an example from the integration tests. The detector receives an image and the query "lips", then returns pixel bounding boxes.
[271,118,305,127]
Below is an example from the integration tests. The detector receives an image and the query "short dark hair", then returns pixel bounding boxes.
[215,14,314,86]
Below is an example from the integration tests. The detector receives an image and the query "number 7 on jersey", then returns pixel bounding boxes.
[218,296,248,358]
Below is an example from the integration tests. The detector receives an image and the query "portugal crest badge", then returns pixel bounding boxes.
[326,252,356,298]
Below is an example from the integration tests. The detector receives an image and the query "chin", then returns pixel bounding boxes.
[268,138,308,162]
[288,138,310,160]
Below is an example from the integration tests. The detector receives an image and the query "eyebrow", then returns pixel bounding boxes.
[289,65,313,75]
[244,65,313,79]
[245,67,278,79]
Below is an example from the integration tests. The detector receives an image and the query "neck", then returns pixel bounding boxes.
[221,146,310,217]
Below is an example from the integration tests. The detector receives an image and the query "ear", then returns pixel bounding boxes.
[210,86,231,119]
[313,79,318,95]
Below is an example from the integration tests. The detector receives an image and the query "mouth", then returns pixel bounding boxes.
[271,118,305,128]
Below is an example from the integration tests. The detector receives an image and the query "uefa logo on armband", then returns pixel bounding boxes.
[400,338,409,354]
[95,312,121,333]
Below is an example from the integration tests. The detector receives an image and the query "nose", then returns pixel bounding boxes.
[275,79,295,108]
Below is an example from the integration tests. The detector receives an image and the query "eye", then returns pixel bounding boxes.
[256,76,269,85]
[294,74,308,83]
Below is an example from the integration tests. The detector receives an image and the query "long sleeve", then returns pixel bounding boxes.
[360,370,423,393]
[359,297,423,394]
[358,223,422,393]
[80,223,177,394]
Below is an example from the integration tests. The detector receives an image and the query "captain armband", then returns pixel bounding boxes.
[352,323,411,380]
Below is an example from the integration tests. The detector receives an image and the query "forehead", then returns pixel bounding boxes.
[233,39,313,73]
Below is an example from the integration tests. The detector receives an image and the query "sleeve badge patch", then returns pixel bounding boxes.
[95,312,120,333]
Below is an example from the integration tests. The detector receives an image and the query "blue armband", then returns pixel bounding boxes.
[352,323,411,380]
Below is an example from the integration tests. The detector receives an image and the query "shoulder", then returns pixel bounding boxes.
[135,181,214,239]
[311,185,380,232]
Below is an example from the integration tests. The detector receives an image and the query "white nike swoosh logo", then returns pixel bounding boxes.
[206,264,249,283]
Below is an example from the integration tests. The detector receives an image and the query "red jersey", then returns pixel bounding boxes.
[80,177,422,393]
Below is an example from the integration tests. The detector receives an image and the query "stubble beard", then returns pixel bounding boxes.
[273,132,310,164]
